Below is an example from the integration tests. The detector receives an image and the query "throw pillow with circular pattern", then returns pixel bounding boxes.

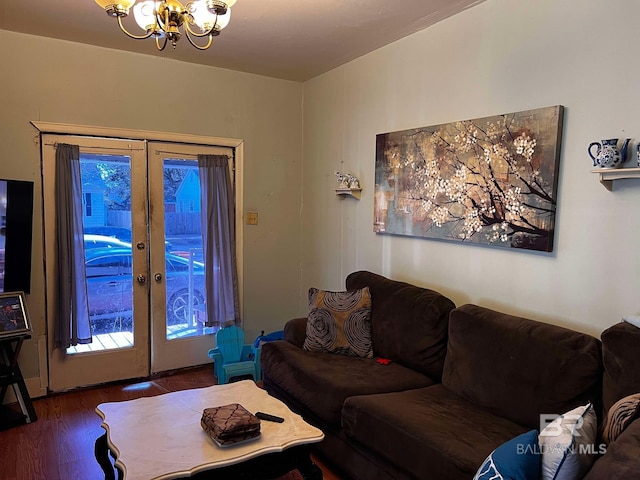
[303,287,373,358]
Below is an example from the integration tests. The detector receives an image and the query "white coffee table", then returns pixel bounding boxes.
[94,380,325,480]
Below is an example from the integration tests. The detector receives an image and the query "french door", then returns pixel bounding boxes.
[148,142,235,372]
[43,135,237,391]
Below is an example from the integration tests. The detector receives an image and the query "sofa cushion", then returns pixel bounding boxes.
[303,287,373,358]
[260,340,434,426]
[442,304,603,429]
[539,403,597,480]
[345,271,455,380]
[583,418,640,480]
[473,430,541,480]
[601,321,640,412]
[341,384,529,480]
[602,393,640,445]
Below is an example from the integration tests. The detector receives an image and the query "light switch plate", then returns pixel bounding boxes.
[246,212,259,225]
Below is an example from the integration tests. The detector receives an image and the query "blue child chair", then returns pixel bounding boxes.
[208,325,261,384]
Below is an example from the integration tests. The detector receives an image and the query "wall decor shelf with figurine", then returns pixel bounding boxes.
[592,167,640,191]
[335,171,361,199]
[335,188,362,199]
[588,138,640,190]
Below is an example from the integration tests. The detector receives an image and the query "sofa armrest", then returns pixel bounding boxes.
[284,317,307,348]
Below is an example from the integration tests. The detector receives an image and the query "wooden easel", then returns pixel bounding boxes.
[0,333,37,429]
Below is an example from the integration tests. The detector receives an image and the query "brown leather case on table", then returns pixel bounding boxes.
[201,403,261,446]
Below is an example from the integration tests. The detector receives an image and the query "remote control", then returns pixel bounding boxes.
[256,412,285,423]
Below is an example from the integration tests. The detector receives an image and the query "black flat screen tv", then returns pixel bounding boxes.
[0,179,34,294]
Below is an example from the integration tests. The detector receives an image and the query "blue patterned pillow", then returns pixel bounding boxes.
[474,430,541,480]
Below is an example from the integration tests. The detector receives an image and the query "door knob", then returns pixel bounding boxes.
[136,242,145,250]
[136,274,146,285]
[154,273,163,282]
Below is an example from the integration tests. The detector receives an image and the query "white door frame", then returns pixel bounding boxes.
[34,122,244,391]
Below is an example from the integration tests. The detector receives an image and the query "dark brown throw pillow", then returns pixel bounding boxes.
[602,393,640,445]
[303,287,373,358]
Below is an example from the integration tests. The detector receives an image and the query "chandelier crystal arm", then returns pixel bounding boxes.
[184,31,214,50]
[116,15,156,40]
[155,35,169,51]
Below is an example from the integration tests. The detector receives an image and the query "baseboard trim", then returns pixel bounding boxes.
[26,376,47,398]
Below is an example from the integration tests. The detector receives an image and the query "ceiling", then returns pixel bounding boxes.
[0,0,485,82]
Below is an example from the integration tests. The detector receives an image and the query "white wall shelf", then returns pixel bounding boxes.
[335,188,362,200]
[592,167,640,191]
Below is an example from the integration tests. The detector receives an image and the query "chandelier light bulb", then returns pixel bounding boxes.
[190,0,216,32]
[95,0,137,17]
[206,0,235,15]
[133,1,158,33]
[215,8,231,31]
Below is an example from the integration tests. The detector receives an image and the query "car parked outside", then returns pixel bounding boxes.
[84,247,205,332]
[84,226,172,251]
[84,234,132,251]
[84,226,132,242]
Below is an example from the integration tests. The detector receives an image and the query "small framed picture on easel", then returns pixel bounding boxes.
[0,291,31,338]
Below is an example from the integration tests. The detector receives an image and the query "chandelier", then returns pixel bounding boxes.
[95,0,236,51]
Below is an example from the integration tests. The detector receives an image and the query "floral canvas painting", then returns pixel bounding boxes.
[374,106,564,252]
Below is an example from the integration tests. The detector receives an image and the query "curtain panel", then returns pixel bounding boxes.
[54,143,92,348]
[198,154,239,328]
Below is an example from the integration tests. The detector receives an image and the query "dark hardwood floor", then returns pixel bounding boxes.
[0,366,344,480]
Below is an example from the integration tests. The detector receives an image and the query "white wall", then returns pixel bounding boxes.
[0,30,303,386]
[301,0,640,336]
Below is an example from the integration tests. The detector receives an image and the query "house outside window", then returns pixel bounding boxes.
[85,192,92,217]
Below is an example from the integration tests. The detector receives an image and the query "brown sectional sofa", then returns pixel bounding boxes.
[584,321,640,480]
[260,271,640,479]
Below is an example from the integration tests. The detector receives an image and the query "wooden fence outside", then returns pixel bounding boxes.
[106,210,201,235]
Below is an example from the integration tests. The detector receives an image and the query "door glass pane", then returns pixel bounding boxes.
[163,159,210,340]
[67,154,134,354]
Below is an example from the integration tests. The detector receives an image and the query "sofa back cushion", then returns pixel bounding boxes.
[442,304,603,429]
[345,271,455,380]
[601,321,640,412]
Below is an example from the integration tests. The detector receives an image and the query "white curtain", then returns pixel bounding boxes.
[54,144,92,348]
[198,154,239,328]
